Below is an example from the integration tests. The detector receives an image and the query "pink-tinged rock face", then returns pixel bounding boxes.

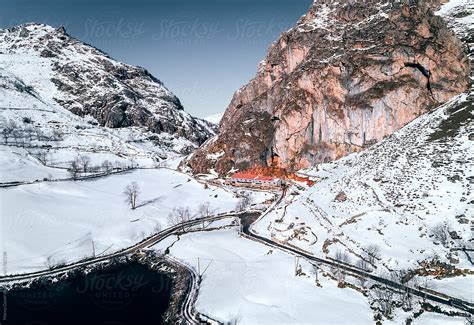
[186,0,470,175]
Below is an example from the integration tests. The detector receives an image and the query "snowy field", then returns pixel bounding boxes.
[156,227,468,324]
[0,168,239,274]
[155,227,374,324]
[0,145,68,183]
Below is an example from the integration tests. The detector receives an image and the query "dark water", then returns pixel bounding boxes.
[1,262,172,325]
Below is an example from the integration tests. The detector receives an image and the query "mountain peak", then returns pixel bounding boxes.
[0,23,215,150]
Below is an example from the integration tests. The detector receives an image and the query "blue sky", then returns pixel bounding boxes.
[0,0,311,118]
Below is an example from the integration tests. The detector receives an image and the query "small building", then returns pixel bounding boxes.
[229,172,282,187]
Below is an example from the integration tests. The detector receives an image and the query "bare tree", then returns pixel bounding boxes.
[332,250,350,284]
[364,244,381,265]
[400,285,414,311]
[52,129,63,141]
[167,206,191,231]
[35,129,46,141]
[33,151,48,165]
[356,275,368,289]
[356,258,370,271]
[68,159,81,180]
[79,155,91,173]
[429,222,451,246]
[102,160,113,174]
[370,285,395,318]
[114,160,123,171]
[1,119,16,144]
[312,264,320,283]
[24,126,34,142]
[128,156,136,169]
[123,182,140,209]
[334,249,351,264]
[12,128,25,146]
[195,202,216,228]
[197,202,216,218]
[236,192,253,212]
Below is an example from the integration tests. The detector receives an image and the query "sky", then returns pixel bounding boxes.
[0,0,312,118]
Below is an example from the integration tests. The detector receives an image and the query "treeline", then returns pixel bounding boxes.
[1,118,63,146]
[68,155,137,180]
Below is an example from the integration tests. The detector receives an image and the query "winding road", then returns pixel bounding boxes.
[1,189,473,323]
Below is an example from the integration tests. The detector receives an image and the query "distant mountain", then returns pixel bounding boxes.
[0,23,215,151]
[186,0,470,175]
[204,112,224,125]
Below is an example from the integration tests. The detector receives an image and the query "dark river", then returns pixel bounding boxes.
[1,262,173,325]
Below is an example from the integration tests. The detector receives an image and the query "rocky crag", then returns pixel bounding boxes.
[187,0,470,175]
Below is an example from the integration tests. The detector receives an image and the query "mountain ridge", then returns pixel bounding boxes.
[0,23,215,147]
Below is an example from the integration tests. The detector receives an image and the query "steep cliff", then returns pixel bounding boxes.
[187,0,470,175]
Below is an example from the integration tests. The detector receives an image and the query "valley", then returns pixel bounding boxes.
[0,0,473,324]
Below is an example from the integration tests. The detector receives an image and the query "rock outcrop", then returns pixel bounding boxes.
[0,23,215,147]
[187,0,470,175]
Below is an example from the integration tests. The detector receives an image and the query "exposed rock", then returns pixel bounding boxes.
[334,191,347,202]
[187,0,470,175]
[0,23,215,148]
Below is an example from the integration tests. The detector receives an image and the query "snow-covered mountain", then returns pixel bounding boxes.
[0,23,215,168]
[204,112,224,125]
[251,0,474,304]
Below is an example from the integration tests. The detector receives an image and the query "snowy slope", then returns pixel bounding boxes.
[0,146,68,183]
[204,112,224,125]
[0,23,216,179]
[253,73,473,302]
[254,0,473,302]
[0,168,238,274]
[0,64,195,182]
[0,23,214,145]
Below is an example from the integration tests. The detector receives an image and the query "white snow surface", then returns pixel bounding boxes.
[204,113,224,125]
[157,227,374,324]
[159,226,469,324]
[0,168,238,274]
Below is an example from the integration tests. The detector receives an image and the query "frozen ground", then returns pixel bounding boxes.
[0,168,239,274]
[155,227,374,324]
[156,226,469,324]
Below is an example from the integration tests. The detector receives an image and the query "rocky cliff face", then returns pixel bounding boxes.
[0,23,215,147]
[187,0,470,175]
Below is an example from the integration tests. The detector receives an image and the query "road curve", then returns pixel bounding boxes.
[239,212,474,315]
[0,212,249,324]
[1,188,472,320]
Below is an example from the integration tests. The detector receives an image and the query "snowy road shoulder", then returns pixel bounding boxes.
[155,227,374,324]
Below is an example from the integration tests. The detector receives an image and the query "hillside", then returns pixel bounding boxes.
[253,75,473,302]
[0,23,215,180]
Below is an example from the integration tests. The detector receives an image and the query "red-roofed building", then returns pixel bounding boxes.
[229,172,282,187]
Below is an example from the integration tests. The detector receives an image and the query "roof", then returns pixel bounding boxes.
[231,172,276,181]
